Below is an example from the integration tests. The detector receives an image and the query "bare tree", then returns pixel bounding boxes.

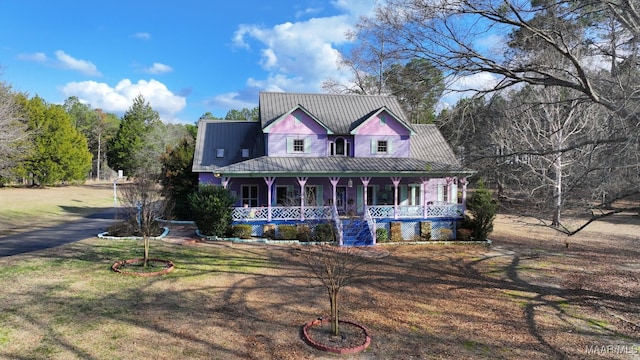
[118,175,167,267]
[304,242,372,336]
[364,0,640,232]
[494,86,616,232]
[0,77,31,180]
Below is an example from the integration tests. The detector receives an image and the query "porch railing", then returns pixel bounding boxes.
[232,203,463,222]
[232,206,334,221]
[367,202,464,219]
[363,205,376,244]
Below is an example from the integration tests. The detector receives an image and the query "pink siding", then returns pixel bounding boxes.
[353,111,411,136]
[266,109,328,135]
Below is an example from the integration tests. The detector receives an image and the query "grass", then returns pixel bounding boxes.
[0,183,114,236]
[0,185,639,359]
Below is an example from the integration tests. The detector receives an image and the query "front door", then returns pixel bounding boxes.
[336,186,347,214]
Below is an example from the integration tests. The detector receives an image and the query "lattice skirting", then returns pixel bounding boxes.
[375,219,459,241]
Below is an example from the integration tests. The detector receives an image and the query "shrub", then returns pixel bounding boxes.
[438,228,453,240]
[466,180,497,241]
[188,185,236,237]
[297,225,312,242]
[457,228,473,241]
[313,223,335,242]
[376,228,389,242]
[232,224,252,239]
[278,225,298,240]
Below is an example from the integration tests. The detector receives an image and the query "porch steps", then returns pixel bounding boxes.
[341,218,373,246]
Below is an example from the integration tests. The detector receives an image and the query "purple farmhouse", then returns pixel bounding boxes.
[192,92,475,245]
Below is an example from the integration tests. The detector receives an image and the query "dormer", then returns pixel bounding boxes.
[262,105,333,157]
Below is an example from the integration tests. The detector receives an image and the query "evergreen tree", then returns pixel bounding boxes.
[16,95,92,185]
[107,95,160,177]
[160,135,198,219]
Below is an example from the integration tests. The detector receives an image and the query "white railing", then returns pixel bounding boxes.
[232,203,464,222]
[232,206,334,221]
[368,203,464,219]
[363,206,376,244]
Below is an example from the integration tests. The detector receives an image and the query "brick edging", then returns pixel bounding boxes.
[302,318,371,354]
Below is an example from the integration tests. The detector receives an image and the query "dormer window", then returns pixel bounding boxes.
[377,140,388,153]
[293,139,305,152]
[241,148,250,158]
[335,138,345,156]
[216,148,225,158]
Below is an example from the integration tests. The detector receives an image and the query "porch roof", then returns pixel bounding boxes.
[211,156,475,178]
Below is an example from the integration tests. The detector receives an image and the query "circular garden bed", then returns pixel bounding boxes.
[111,258,175,276]
[302,318,371,354]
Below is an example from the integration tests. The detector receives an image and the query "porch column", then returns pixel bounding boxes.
[391,177,401,220]
[297,177,308,220]
[446,177,454,203]
[263,177,276,222]
[329,177,340,214]
[360,177,371,213]
[460,177,468,212]
[221,177,230,189]
[421,177,430,218]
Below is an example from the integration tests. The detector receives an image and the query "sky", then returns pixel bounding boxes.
[0,0,379,123]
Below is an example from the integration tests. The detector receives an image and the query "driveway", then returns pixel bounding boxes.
[0,209,117,257]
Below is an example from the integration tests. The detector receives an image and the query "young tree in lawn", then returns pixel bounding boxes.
[118,174,166,267]
[304,223,373,336]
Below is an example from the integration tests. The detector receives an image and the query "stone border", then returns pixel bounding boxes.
[302,318,371,354]
[97,227,170,240]
[196,230,336,246]
[378,239,492,246]
[111,258,175,276]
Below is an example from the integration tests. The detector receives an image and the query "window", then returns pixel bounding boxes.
[377,140,388,153]
[216,148,225,158]
[241,148,250,158]
[335,138,345,156]
[293,139,305,153]
[241,185,258,207]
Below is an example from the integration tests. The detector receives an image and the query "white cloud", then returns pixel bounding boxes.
[17,52,48,62]
[54,50,102,76]
[134,32,151,40]
[18,50,102,76]
[60,79,186,122]
[222,2,377,109]
[438,73,500,110]
[144,63,173,74]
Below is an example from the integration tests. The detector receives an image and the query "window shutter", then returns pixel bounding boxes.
[304,137,310,153]
[388,139,394,154]
[437,184,444,202]
[286,137,293,154]
[317,186,324,206]
[370,138,377,154]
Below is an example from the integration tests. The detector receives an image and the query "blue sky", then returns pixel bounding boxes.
[0,1,376,123]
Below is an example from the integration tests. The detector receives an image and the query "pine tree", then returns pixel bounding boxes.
[107,95,160,177]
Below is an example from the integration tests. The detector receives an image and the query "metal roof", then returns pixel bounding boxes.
[212,156,474,178]
[259,92,412,134]
[193,92,474,177]
[192,120,264,172]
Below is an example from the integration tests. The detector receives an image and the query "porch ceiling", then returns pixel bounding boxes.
[210,156,475,178]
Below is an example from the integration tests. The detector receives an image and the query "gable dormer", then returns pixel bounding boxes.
[262,105,333,157]
[350,107,415,158]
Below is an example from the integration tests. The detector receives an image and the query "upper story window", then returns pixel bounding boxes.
[377,140,388,153]
[335,138,345,156]
[293,139,305,152]
[216,148,225,158]
[241,148,250,158]
[330,137,351,156]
